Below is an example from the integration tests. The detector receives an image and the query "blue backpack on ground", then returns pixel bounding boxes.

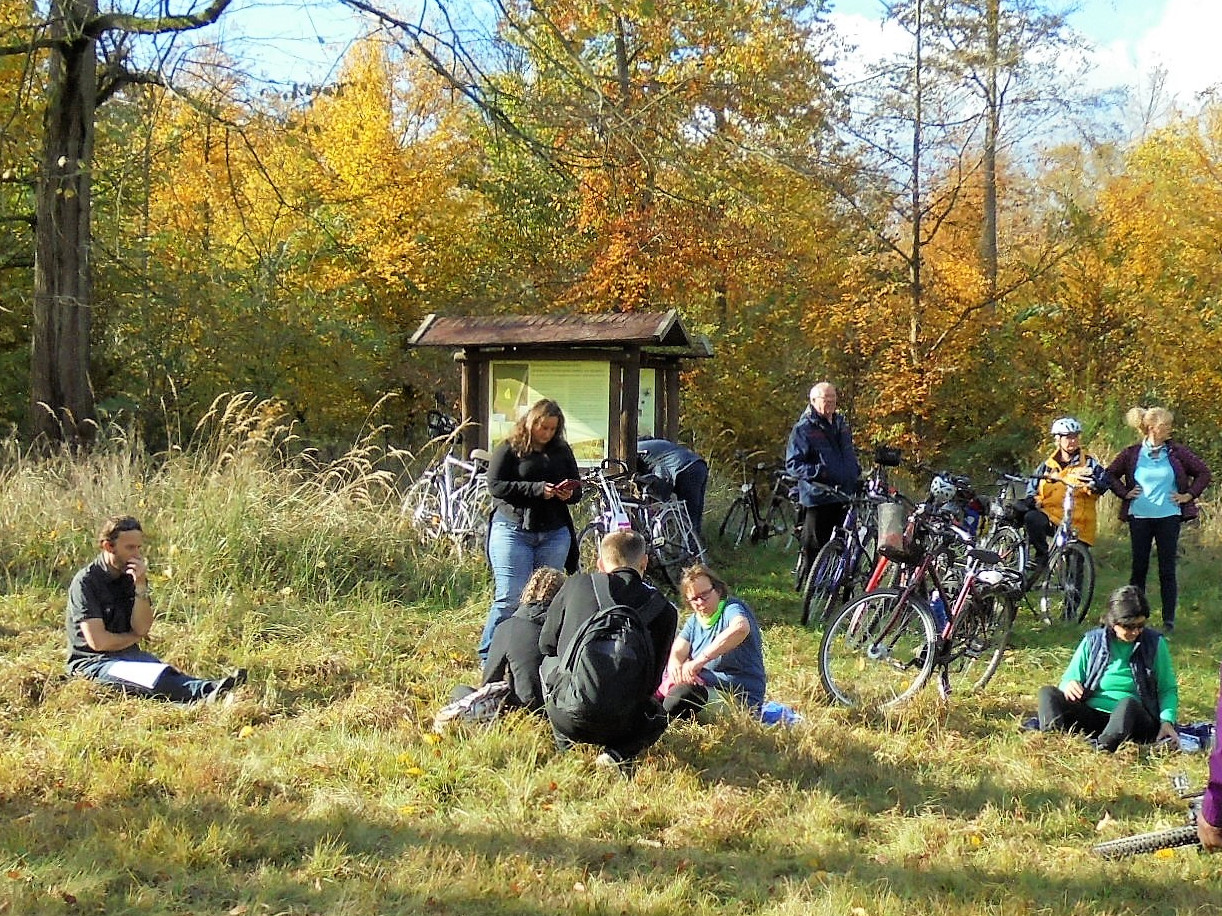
[545,573,662,734]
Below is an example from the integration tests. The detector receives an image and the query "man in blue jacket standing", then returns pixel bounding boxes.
[786,382,860,584]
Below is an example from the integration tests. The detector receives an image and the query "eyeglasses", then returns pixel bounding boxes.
[686,585,718,604]
[1115,621,1147,632]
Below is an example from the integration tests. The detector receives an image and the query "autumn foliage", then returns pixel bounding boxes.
[1,2,1221,473]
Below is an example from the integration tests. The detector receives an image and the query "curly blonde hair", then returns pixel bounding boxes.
[1125,406,1174,438]
[519,567,567,606]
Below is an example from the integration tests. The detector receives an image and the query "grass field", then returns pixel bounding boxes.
[2,419,1220,915]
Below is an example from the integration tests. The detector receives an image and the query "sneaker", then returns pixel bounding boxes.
[594,750,637,777]
[205,668,248,704]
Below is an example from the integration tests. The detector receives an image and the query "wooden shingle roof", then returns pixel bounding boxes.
[409,309,711,356]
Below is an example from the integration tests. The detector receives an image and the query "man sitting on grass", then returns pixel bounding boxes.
[65,515,245,704]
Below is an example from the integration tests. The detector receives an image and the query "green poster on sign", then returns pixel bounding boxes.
[488,361,610,463]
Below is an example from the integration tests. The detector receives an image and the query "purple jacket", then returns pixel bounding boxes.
[1106,441,1211,523]
[1205,665,1222,828]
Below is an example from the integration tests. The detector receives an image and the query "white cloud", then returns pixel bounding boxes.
[1083,0,1222,109]
[1138,0,1222,102]
[826,12,909,86]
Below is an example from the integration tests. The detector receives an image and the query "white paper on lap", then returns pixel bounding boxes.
[105,660,170,688]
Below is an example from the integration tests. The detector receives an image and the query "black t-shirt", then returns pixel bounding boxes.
[64,555,136,669]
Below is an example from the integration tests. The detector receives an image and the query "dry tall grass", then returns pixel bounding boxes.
[1,408,1220,915]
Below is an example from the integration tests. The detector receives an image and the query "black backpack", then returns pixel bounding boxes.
[545,573,662,734]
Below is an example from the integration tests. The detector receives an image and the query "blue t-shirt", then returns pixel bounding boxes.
[680,598,766,709]
[1131,444,1179,519]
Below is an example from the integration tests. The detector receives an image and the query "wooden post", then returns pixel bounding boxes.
[663,363,681,440]
[620,347,641,464]
[458,352,486,452]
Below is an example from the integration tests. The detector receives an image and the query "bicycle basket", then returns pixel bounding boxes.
[873,445,902,467]
[877,501,907,550]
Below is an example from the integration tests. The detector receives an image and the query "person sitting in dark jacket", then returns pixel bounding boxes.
[480,566,567,712]
[1036,586,1179,752]
[539,530,678,769]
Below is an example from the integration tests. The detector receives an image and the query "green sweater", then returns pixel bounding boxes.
[1059,634,1178,723]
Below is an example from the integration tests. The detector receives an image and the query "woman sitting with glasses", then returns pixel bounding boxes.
[660,564,766,720]
[1036,585,1179,752]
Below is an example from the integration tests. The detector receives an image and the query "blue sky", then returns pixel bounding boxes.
[212,0,1222,108]
[827,0,1222,108]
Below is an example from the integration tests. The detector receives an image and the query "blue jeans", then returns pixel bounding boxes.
[72,647,219,703]
[481,517,571,660]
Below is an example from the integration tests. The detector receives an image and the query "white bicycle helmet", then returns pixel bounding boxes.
[1050,416,1082,436]
[929,473,957,503]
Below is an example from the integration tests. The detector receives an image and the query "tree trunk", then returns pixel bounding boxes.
[979,0,999,300]
[31,0,98,442]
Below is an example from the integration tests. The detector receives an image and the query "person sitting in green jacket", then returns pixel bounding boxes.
[1036,585,1179,752]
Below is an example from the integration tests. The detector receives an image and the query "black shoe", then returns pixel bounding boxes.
[1162,621,1175,635]
[1024,559,1048,589]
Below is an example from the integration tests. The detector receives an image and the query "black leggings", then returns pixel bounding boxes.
[1128,516,1182,627]
[1036,686,1161,751]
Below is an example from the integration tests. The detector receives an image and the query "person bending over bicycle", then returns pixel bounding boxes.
[786,382,861,584]
[1023,417,1110,578]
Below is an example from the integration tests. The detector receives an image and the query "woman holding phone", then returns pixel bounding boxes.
[479,398,582,660]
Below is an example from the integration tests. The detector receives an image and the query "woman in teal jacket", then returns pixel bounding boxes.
[1036,586,1179,752]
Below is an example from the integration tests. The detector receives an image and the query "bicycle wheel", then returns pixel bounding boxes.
[819,588,937,709]
[763,498,797,550]
[452,479,492,555]
[801,538,846,628]
[405,475,444,542]
[983,525,1027,579]
[577,523,607,573]
[653,509,694,590]
[1041,542,1096,624]
[719,499,751,549]
[951,591,1017,693]
[1092,826,1200,859]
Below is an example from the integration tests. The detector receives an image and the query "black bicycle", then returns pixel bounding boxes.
[719,452,798,550]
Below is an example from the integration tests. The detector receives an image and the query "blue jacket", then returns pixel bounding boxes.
[786,408,860,507]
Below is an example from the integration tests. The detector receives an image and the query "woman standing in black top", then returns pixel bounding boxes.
[478,399,581,660]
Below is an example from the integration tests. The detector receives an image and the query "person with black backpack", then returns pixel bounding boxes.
[539,529,678,771]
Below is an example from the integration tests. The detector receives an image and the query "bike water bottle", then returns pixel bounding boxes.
[930,589,948,630]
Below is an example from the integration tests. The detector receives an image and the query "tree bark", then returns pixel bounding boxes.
[31,0,99,442]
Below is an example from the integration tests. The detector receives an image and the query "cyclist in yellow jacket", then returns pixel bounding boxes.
[1024,417,1111,574]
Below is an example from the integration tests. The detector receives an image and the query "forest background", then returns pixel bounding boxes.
[2,0,1222,471]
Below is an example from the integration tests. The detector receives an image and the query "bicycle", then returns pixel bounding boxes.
[798,455,908,627]
[1028,472,1098,625]
[401,447,492,555]
[793,443,905,602]
[979,471,1030,578]
[718,452,798,550]
[1092,774,1205,859]
[818,501,1021,709]
[576,459,706,590]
